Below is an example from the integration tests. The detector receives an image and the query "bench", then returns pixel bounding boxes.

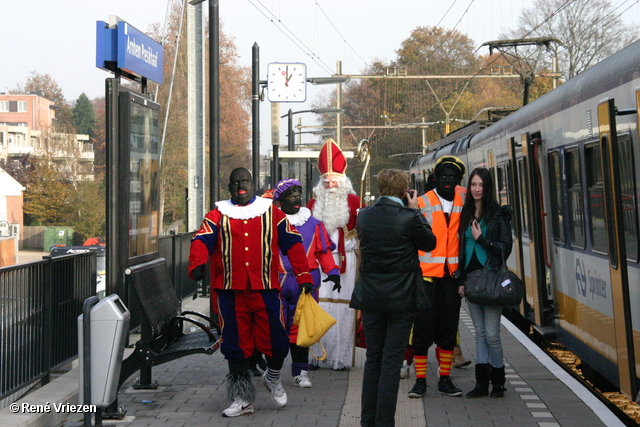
[116,257,221,391]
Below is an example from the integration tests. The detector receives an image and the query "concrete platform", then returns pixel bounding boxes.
[0,297,624,427]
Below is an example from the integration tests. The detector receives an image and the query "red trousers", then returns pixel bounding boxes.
[216,289,289,363]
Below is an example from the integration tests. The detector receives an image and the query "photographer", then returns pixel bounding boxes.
[350,169,436,427]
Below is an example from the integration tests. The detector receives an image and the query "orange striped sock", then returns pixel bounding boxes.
[439,349,454,377]
[435,346,441,365]
[414,355,427,379]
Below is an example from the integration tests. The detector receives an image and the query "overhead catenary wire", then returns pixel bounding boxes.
[246,0,334,74]
[158,0,187,169]
[416,0,580,125]
[313,0,369,68]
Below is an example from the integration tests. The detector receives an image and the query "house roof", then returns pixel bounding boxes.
[0,169,25,196]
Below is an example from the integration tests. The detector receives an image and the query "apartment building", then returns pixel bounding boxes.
[0,92,95,181]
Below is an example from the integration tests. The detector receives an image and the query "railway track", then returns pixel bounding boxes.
[545,342,640,426]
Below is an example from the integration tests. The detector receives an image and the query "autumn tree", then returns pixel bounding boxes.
[317,27,486,195]
[146,1,251,228]
[0,155,33,186]
[23,157,73,225]
[23,71,75,131]
[505,0,638,79]
[66,179,106,241]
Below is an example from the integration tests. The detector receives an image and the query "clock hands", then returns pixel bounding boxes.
[284,65,293,87]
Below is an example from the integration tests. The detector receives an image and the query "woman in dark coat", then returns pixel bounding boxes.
[350,169,436,427]
[458,167,513,398]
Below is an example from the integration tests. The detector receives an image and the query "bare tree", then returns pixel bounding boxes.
[504,0,638,79]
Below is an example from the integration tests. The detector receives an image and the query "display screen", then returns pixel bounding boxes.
[127,94,160,259]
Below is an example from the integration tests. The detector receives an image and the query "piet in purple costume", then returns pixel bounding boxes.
[274,179,341,388]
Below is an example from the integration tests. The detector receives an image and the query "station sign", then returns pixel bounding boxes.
[96,17,164,84]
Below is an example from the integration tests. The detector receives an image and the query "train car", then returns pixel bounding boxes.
[409,39,640,399]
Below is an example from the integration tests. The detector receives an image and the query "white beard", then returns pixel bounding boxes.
[311,177,354,235]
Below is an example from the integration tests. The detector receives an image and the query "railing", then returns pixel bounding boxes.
[0,231,198,406]
[0,252,96,402]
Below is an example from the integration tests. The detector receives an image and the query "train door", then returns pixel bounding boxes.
[507,138,529,320]
[597,98,637,398]
[520,132,549,328]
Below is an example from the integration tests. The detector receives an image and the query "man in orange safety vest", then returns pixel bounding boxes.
[408,155,467,399]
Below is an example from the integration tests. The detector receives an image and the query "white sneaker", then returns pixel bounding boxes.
[400,361,410,379]
[293,370,312,388]
[222,398,254,417]
[262,371,288,407]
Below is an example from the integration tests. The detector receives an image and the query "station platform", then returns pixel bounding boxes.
[4,297,623,427]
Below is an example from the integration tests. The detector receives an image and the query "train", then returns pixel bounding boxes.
[409,38,640,400]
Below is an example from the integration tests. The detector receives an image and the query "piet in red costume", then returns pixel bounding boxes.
[189,168,312,417]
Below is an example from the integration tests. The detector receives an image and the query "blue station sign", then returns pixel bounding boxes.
[96,18,164,84]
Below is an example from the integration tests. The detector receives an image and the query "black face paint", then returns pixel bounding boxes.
[436,167,460,201]
[279,190,302,215]
[229,169,255,205]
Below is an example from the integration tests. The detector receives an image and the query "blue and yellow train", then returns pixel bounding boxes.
[409,39,640,399]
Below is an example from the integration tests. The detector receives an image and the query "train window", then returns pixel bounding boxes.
[617,134,638,262]
[585,143,607,254]
[497,165,508,206]
[548,151,565,244]
[518,159,529,236]
[565,148,586,249]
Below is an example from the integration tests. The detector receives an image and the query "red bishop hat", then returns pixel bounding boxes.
[318,138,347,177]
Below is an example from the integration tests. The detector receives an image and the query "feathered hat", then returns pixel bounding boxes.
[317,139,347,177]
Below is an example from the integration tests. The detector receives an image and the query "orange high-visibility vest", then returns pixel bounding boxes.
[417,190,464,278]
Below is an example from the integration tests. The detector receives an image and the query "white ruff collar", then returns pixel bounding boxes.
[286,207,311,226]
[216,196,272,220]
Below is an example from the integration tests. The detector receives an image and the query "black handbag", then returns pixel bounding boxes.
[464,253,523,306]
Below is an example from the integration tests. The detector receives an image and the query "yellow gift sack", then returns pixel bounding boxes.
[293,293,336,347]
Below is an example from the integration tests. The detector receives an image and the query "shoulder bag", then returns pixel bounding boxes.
[464,253,523,306]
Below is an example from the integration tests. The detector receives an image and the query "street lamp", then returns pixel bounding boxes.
[189,0,220,208]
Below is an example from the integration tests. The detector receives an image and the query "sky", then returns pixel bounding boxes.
[2,0,639,153]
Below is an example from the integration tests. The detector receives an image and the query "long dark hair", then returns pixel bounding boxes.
[460,167,500,231]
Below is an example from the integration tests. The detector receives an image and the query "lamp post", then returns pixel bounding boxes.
[189,0,219,208]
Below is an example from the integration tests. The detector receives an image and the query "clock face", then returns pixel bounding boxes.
[267,62,307,102]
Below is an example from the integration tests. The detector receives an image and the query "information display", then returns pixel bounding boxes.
[118,89,161,262]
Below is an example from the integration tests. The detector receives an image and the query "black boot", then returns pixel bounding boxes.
[489,365,506,398]
[466,363,490,398]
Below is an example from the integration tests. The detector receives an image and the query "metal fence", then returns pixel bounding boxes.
[159,231,199,301]
[0,231,198,404]
[0,252,96,401]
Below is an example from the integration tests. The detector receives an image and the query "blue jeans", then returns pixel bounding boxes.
[466,301,504,368]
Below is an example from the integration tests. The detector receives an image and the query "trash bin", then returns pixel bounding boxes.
[43,226,74,251]
[78,294,130,407]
